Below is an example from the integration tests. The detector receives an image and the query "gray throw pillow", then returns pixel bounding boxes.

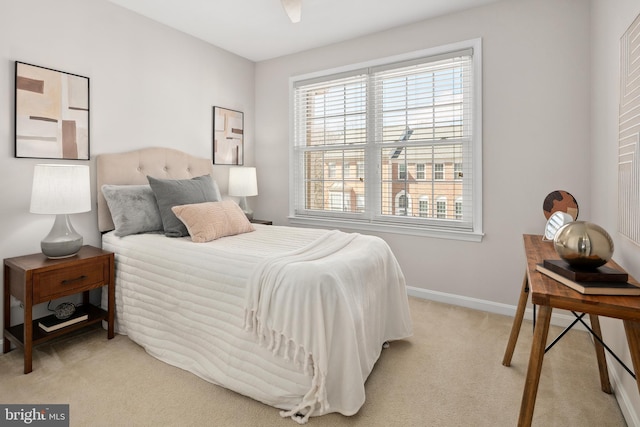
[101,185,164,237]
[147,174,222,237]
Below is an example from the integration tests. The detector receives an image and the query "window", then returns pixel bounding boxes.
[398,163,407,180]
[455,198,463,220]
[329,192,342,211]
[290,39,482,241]
[454,162,463,180]
[396,191,411,216]
[356,194,365,212]
[398,194,407,214]
[328,162,336,179]
[330,188,351,211]
[434,163,444,180]
[419,196,429,217]
[436,197,447,219]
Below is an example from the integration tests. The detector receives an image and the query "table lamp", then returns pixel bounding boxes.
[228,167,257,220]
[30,164,91,258]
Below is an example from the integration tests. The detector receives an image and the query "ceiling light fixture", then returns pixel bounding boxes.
[281,0,301,23]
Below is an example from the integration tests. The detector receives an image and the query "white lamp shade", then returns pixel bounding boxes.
[30,164,91,214]
[228,167,258,197]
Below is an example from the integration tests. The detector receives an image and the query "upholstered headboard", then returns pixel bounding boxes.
[96,147,215,232]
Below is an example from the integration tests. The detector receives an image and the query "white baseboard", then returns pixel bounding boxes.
[406,285,587,330]
[606,358,640,427]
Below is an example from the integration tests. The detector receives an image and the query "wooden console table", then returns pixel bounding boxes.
[503,234,640,426]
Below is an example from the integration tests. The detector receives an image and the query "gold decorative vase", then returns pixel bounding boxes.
[553,221,614,269]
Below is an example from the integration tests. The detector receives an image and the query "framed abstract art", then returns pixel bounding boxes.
[15,61,90,160]
[213,106,243,165]
[619,14,640,245]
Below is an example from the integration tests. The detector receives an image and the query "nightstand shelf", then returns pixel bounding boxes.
[3,245,115,373]
[5,304,107,347]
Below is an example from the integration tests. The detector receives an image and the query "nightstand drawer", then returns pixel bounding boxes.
[33,259,107,303]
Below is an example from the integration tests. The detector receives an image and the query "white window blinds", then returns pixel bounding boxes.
[291,41,481,239]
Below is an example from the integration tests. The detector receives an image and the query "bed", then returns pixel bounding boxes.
[96,147,412,423]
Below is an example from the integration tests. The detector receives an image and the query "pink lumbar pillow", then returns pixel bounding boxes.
[171,200,255,243]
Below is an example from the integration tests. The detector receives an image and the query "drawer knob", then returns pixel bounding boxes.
[61,275,88,285]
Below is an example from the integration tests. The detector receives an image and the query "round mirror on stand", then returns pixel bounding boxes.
[543,211,574,241]
[542,190,579,241]
[543,190,579,220]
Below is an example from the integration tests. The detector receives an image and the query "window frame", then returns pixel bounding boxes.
[434,163,445,181]
[455,197,463,220]
[436,197,447,219]
[398,163,407,180]
[396,191,411,216]
[454,162,463,180]
[419,196,429,218]
[327,162,336,179]
[288,38,483,242]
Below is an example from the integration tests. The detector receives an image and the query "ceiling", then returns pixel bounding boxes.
[107,0,499,62]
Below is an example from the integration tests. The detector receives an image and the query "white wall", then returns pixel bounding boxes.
[255,0,640,420]
[255,0,591,307]
[591,0,640,423]
[0,0,255,321]
[2,0,637,422]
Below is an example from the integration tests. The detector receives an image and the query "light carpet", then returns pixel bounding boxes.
[0,297,627,426]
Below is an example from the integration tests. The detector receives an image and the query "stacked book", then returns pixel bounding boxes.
[536,259,640,296]
[38,306,89,333]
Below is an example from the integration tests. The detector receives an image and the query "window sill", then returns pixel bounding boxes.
[287,216,484,242]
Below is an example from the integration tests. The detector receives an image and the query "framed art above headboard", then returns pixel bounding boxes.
[15,61,90,160]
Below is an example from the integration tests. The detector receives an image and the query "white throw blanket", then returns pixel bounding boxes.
[244,230,411,424]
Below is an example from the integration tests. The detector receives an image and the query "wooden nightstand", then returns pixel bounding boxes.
[250,219,273,225]
[3,246,115,373]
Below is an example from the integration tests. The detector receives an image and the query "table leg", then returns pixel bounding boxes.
[3,264,9,354]
[518,304,552,427]
[23,300,32,374]
[503,271,529,366]
[107,255,115,339]
[623,319,640,395]
[588,314,612,393]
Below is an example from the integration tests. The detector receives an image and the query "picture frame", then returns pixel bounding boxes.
[213,106,243,165]
[15,61,90,160]
[619,13,640,245]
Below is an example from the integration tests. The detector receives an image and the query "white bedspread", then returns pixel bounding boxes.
[102,225,412,421]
